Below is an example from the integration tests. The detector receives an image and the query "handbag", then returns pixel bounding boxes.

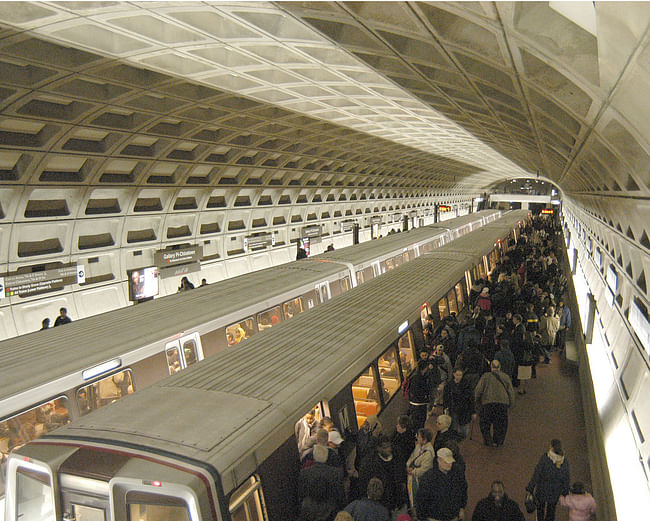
[524,492,536,513]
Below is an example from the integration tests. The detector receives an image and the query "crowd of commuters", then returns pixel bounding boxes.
[294,215,596,521]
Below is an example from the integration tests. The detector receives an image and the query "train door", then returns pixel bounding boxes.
[317,282,330,303]
[165,332,203,375]
[60,481,110,521]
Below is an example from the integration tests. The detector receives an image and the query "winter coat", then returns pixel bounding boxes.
[559,492,596,521]
[344,498,390,521]
[415,464,467,521]
[443,378,474,425]
[406,442,435,481]
[471,493,525,521]
[474,370,515,407]
[527,451,570,503]
[539,314,560,346]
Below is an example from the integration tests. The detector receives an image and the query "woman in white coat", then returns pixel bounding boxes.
[406,427,435,508]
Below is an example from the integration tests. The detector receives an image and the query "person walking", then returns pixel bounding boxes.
[559,482,596,521]
[473,360,515,447]
[526,439,570,521]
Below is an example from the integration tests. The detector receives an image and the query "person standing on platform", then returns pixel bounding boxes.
[407,360,431,431]
[53,307,72,326]
[415,447,467,521]
[559,482,596,521]
[474,360,515,447]
[443,368,474,440]
[344,477,390,521]
[556,298,572,352]
[358,435,400,513]
[298,445,345,521]
[526,439,570,521]
[405,428,435,508]
[40,318,50,330]
[471,481,525,521]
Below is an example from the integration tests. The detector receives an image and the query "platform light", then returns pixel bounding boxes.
[82,358,121,381]
[551,199,561,205]
[397,320,409,334]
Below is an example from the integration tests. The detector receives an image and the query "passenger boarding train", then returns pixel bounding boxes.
[3,211,528,521]
[0,211,510,502]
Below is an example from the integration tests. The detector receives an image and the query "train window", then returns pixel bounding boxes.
[283,297,304,319]
[127,491,189,521]
[438,297,449,319]
[226,318,256,346]
[377,347,401,401]
[182,338,199,366]
[166,346,182,374]
[384,258,394,272]
[362,266,374,283]
[351,366,381,428]
[257,307,281,331]
[356,270,365,285]
[393,254,403,268]
[77,370,134,416]
[447,289,458,315]
[455,283,464,312]
[341,276,352,292]
[229,475,267,521]
[16,466,55,521]
[0,397,70,463]
[73,505,105,521]
[329,279,344,298]
[397,331,415,378]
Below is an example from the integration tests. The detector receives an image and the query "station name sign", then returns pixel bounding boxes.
[302,225,322,238]
[0,264,85,298]
[244,233,274,251]
[154,245,203,268]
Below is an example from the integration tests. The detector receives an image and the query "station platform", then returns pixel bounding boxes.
[425,350,589,520]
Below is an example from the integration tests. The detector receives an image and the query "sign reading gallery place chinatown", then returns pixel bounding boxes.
[0,264,85,298]
[153,245,203,268]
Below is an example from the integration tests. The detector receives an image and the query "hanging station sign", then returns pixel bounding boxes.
[0,264,85,298]
[243,233,274,251]
[154,245,203,268]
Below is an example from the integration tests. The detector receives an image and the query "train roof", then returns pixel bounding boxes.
[0,211,502,412]
[46,219,519,494]
[311,210,499,265]
[0,258,344,409]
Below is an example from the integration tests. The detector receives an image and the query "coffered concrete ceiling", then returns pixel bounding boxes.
[0,2,647,298]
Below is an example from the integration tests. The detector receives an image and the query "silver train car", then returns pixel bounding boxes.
[3,211,528,521]
[0,211,508,494]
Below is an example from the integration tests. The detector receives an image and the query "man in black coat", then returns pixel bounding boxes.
[358,435,401,512]
[472,481,525,521]
[415,447,467,521]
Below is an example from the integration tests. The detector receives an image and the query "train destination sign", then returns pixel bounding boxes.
[0,264,85,298]
[541,209,554,215]
[438,205,452,212]
[154,245,203,268]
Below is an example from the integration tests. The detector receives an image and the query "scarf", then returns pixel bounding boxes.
[548,449,565,468]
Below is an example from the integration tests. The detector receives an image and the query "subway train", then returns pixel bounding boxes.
[3,211,528,521]
[0,211,509,494]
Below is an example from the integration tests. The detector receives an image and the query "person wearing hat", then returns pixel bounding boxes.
[414,447,468,521]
